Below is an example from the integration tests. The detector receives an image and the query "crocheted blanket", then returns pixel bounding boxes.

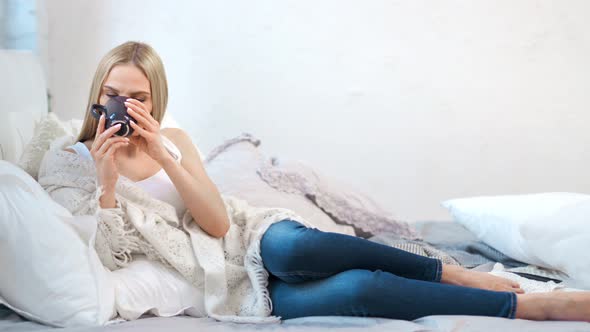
[37,135,314,324]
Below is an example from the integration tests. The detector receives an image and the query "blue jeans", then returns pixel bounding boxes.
[260,219,517,320]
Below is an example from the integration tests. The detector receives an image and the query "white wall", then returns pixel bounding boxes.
[41,0,590,222]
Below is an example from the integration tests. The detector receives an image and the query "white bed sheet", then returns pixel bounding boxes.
[2,308,590,332]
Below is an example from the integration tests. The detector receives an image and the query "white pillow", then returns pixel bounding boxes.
[442,192,590,288]
[0,111,45,164]
[112,256,205,320]
[204,134,355,236]
[0,161,116,327]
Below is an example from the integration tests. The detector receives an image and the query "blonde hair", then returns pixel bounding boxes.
[76,41,168,142]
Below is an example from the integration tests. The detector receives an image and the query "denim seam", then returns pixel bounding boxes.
[272,271,334,277]
[432,259,443,282]
[507,292,517,319]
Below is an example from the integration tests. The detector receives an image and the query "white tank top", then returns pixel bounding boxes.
[68,136,187,219]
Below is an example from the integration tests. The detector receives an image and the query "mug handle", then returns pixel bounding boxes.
[90,104,107,119]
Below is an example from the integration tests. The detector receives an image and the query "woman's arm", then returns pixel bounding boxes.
[161,128,230,238]
[125,98,230,238]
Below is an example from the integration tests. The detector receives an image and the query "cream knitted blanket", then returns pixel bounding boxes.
[37,135,314,324]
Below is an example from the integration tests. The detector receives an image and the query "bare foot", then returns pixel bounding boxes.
[517,292,590,322]
[441,264,524,293]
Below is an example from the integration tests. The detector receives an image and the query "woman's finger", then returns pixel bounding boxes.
[92,123,120,153]
[125,99,159,128]
[98,123,123,142]
[129,120,149,137]
[104,141,129,159]
[94,113,106,140]
[96,136,128,157]
[92,124,122,153]
[127,108,156,132]
[124,98,145,111]
[127,105,158,131]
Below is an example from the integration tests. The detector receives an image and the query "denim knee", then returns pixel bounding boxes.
[325,269,385,316]
[268,269,384,319]
[261,220,303,253]
[336,269,382,302]
[261,219,310,276]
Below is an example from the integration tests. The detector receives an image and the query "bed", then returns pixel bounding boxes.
[2,50,590,332]
[1,222,589,332]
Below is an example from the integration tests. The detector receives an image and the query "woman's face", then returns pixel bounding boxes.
[99,63,152,137]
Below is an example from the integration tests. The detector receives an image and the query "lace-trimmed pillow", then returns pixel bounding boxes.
[17,112,82,180]
[258,157,420,239]
[204,133,356,236]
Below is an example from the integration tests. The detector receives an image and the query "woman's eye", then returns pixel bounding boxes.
[106,94,117,98]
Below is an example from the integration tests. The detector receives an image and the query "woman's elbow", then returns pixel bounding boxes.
[212,217,231,238]
[214,220,230,238]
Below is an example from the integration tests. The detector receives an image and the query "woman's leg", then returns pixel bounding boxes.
[263,220,590,322]
[268,268,517,320]
[261,220,442,283]
[261,219,521,293]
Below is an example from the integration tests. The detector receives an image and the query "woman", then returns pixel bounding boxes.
[38,41,590,324]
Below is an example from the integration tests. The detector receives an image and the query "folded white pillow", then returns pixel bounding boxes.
[442,192,590,288]
[0,161,115,327]
[112,256,206,320]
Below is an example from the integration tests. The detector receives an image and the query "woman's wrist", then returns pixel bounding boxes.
[99,188,117,209]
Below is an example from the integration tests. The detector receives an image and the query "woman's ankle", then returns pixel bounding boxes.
[515,294,549,320]
[440,264,465,286]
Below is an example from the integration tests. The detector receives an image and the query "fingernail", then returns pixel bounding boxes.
[115,123,121,127]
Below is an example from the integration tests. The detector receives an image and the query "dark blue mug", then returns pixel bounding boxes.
[91,96,136,137]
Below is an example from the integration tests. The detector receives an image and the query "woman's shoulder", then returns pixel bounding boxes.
[39,137,95,180]
[161,128,184,160]
[161,128,194,152]
[63,140,93,154]
[160,127,185,143]
[161,128,203,162]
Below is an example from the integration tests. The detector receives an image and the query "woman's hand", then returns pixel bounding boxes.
[125,98,171,165]
[91,114,130,206]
